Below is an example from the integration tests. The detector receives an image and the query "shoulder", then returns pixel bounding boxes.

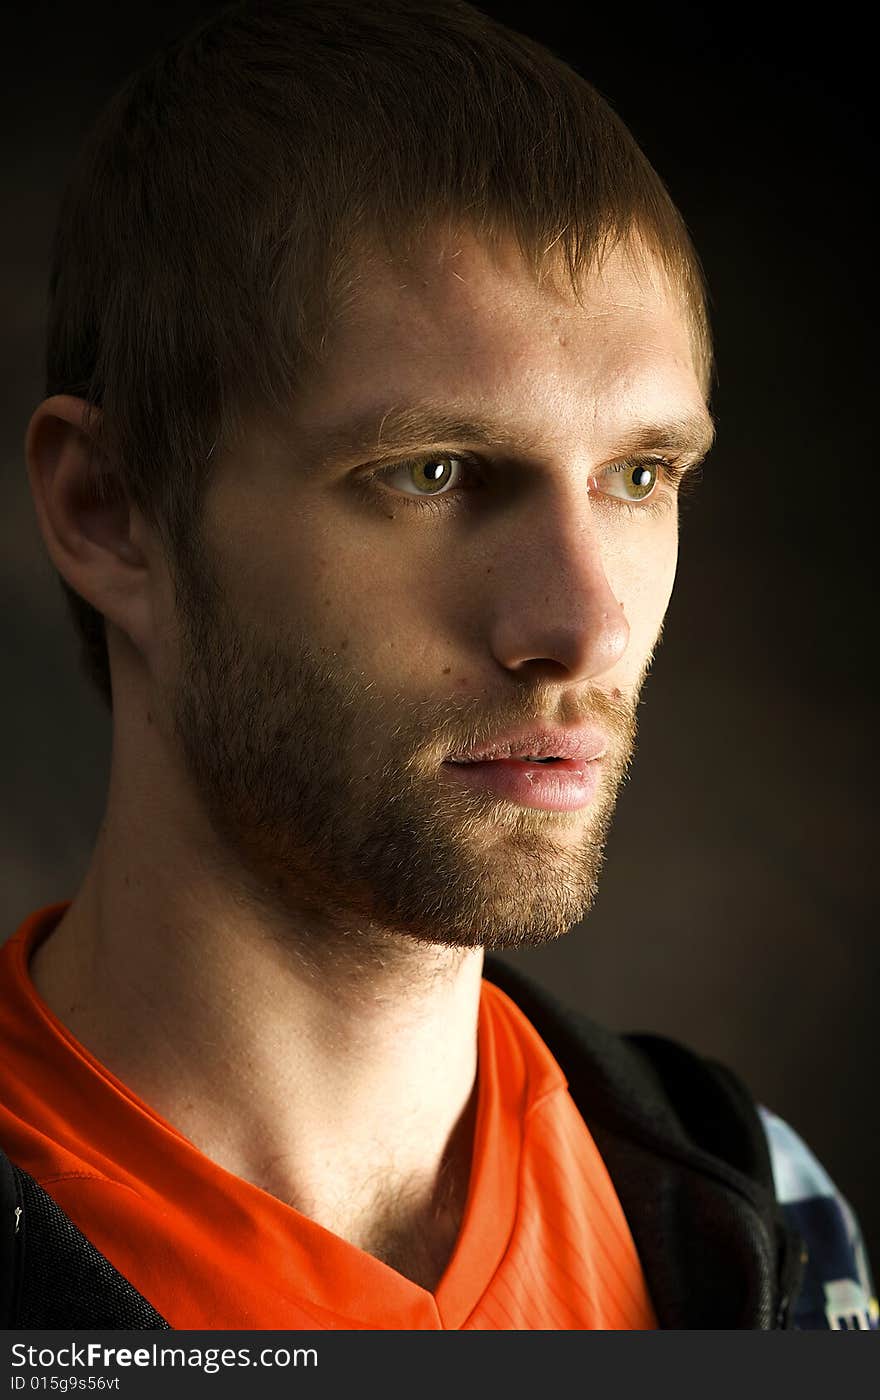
[484,956,877,1330]
[484,956,773,1174]
[759,1106,878,1330]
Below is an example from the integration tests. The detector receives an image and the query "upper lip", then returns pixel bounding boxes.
[445,726,607,764]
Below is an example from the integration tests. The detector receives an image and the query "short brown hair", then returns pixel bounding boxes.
[45,0,715,710]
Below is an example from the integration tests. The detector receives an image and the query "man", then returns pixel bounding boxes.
[1,0,874,1330]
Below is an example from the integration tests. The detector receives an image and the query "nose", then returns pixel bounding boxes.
[487,488,630,683]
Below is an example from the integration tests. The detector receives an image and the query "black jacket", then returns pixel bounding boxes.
[1,957,805,1329]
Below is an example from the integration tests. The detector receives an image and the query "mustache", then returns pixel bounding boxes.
[405,683,639,764]
[423,640,658,757]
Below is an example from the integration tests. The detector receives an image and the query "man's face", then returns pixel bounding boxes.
[161,230,710,956]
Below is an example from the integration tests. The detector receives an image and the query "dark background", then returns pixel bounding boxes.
[3,3,876,1269]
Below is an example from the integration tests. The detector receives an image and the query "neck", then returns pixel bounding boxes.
[30,758,484,1288]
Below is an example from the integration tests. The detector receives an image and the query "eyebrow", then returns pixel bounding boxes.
[307,401,717,468]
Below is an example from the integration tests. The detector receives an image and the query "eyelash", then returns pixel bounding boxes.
[358,452,700,519]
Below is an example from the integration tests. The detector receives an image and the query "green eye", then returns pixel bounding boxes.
[598,460,660,503]
[396,455,463,495]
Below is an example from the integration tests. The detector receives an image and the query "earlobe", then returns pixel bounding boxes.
[25,394,151,641]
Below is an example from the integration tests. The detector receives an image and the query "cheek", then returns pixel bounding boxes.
[237,510,445,676]
[610,524,679,659]
[199,477,427,684]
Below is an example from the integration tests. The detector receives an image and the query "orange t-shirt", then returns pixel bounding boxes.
[0,904,657,1330]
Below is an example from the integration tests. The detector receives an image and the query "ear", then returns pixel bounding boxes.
[25,395,156,656]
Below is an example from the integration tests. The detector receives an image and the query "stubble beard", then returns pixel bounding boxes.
[170,543,641,961]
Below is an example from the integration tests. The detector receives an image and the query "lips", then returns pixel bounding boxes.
[440,740,605,811]
[506,756,561,763]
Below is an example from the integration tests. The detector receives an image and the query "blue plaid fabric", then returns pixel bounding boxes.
[760,1107,878,1330]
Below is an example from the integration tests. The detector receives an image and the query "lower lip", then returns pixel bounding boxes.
[440,758,602,811]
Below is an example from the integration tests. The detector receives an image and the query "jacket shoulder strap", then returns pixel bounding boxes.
[0,1148,169,1329]
[0,1147,24,1326]
[483,955,801,1328]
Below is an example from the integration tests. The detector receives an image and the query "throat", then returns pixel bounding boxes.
[299,1090,478,1292]
[359,1197,465,1292]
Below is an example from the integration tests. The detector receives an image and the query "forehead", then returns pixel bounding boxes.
[294,229,706,457]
